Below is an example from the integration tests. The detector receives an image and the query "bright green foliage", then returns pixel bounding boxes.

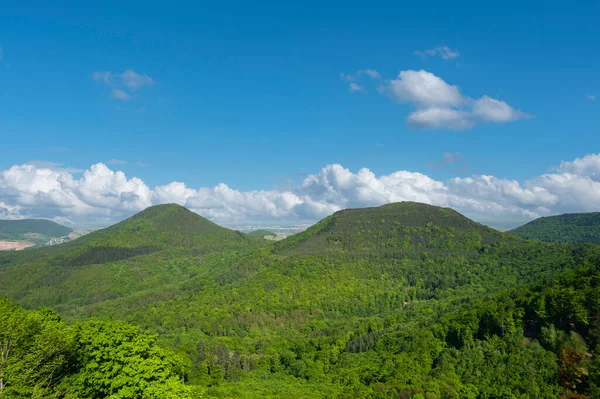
[0,204,263,311]
[2,202,600,397]
[63,321,192,399]
[510,212,600,244]
[0,298,76,398]
[0,298,194,399]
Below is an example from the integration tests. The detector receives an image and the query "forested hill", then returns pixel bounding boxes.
[0,203,251,267]
[0,218,72,237]
[510,212,600,244]
[2,202,600,398]
[276,201,509,253]
[74,202,249,248]
[0,203,261,311]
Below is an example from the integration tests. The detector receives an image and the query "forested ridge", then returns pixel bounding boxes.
[1,203,599,398]
[510,212,600,244]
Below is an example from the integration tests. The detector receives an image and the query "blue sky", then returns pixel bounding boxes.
[0,0,599,227]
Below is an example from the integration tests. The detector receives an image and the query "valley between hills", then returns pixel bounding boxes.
[1,202,599,398]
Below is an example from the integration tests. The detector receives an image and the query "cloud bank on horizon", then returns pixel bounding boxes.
[1,153,600,229]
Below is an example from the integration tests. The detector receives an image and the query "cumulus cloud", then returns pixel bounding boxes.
[415,46,460,60]
[371,69,531,130]
[93,69,155,101]
[388,70,464,108]
[586,95,596,101]
[472,96,532,122]
[408,108,474,130]
[555,153,600,181]
[2,154,600,229]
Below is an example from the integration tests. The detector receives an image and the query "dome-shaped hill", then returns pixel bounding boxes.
[124,203,227,234]
[57,204,250,260]
[1,204,250,268]
[276,202,508,254]
[78,204,243,243]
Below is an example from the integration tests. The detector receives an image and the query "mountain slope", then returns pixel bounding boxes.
[3,202,599,398]
[276,202,508,254]
[510,212,600,244]
[65,203,597,397]
[0,204,262,310]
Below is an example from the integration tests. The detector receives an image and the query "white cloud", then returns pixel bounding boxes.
[472,96,531,122]
[415,46,460,60]
[586,95,596,101]
[2,154,600,229]
[348,83,365,93]
[372,69,531,130]
[408,107,474,130]
[0,202,22,220]
[555,153,600,181]
[388,70,464,108]
[93,69,155,101]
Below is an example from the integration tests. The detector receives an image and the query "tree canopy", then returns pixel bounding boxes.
[1,202,599,398]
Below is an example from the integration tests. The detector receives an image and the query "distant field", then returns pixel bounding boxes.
[0,240,35,250]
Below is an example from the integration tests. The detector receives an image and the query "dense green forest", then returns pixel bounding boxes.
[0,219,73,246]
[1,203,599,398]
[0,297,194,398]
[510,212,600,244]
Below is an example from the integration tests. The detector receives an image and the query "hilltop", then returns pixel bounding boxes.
[70,203,247,248]
[0,218,73,249]
[510,212,600,244]
[0,203,260,310]
[277,201,507,254]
